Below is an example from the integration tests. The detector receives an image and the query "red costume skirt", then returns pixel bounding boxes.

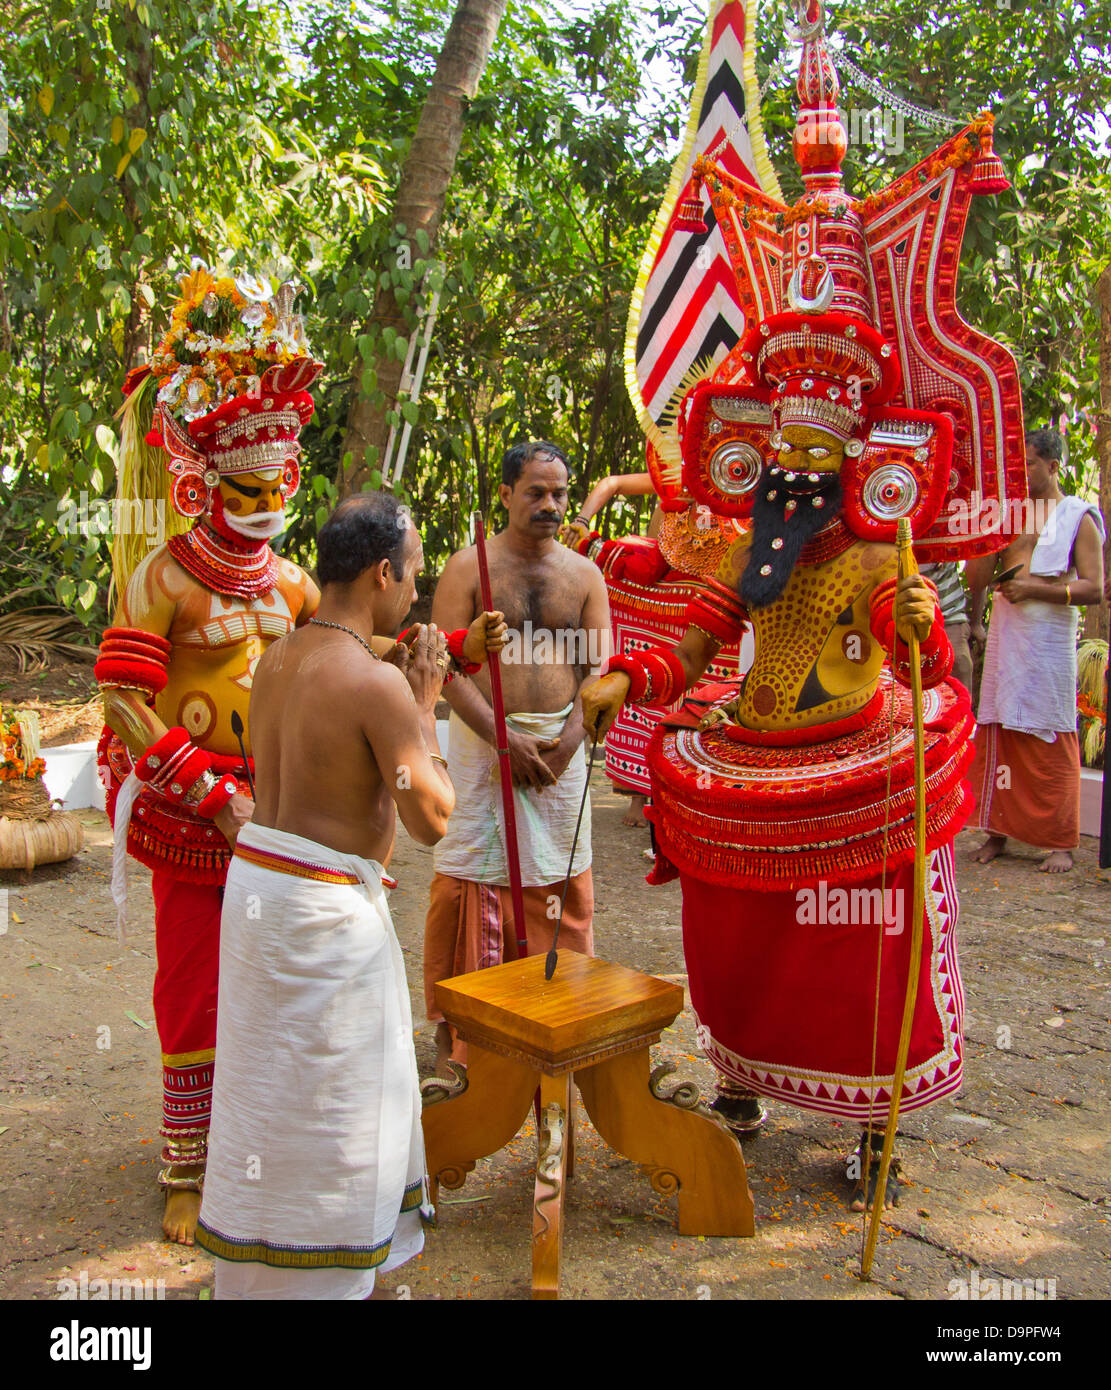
[99,728,252,1136]
[647,672,973,1121]
[680,846,964,1120]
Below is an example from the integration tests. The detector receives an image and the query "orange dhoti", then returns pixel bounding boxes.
[971,724,1080,850]
[424,870,594,1064]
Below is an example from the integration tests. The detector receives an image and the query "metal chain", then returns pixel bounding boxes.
[836,51,967,132]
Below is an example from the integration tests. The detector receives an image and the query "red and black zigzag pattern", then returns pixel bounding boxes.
[634,0,762,426]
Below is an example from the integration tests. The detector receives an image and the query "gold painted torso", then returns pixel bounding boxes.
[119,547,313,758]
[717,535,897,731]
[158,560,310,756]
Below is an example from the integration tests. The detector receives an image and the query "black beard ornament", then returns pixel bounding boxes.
[739,467,844,609]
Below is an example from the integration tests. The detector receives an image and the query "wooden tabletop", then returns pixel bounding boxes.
[434,954,684,1071]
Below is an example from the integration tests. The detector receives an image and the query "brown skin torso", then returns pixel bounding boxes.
[456,532,597,713]
[433,452,611,788]
[248,519,455,863]
[248,629,399,862]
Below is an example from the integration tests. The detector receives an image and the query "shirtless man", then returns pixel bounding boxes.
[423,441,611,1067]
[968,427,1105,872]
[195,492,503,1298]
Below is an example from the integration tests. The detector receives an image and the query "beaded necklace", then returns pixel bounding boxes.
[308,618,381,660]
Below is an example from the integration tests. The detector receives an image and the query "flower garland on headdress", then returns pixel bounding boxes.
[151,265,312,425]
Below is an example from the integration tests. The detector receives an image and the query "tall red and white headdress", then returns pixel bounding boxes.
[652,0,1025,560]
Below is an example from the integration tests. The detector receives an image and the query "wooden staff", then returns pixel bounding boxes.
[473,511,529,956]
[861,516,926,1278]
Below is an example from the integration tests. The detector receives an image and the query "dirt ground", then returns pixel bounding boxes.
[2,749,1108,1304]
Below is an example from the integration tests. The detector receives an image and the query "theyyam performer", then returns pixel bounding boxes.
[96,267,324,1243]
[584,0,1026,1210]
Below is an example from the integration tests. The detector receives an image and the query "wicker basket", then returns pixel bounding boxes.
[0,779,85,870]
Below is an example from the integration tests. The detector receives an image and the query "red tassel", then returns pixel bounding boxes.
[971,128,1010,195]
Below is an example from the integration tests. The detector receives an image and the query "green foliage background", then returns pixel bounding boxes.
[1,0,1108,633]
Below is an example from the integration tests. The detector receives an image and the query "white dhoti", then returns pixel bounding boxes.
[196,823,428,1300]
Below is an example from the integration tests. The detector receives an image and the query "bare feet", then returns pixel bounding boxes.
[163,1186,201,1245]
[1038,850,1074,874]
[973,834,1007,864]
[622,794,648,828]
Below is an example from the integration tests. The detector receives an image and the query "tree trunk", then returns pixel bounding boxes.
[121,9,153,370]
[1094,262,1111,644]
[339,0,509,495]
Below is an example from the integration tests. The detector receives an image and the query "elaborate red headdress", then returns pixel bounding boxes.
[676,0,1025,559]
[134,268,323,520]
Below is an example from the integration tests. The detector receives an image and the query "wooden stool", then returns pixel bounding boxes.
[421,953,754,1299]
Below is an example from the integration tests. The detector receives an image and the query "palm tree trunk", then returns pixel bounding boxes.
[339,0,509,495]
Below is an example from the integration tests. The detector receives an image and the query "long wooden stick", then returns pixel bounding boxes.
[473,511,529,955]
[861,517,926,1278]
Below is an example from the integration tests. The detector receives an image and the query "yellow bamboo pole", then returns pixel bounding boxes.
[861,516,926,1279]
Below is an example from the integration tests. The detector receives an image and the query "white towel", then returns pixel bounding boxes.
[1028,496,1105,577]
[197,823,427,1300]
[432,705,592,886]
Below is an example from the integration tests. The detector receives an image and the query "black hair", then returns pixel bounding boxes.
[501,440,571,489]
[1025,428,1064,466]
[316,493,411,586]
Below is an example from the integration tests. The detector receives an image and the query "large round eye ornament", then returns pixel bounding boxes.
[281,458,301,498]
[708,440,763,497]
[172,472,210,519]
[862,464,919,520]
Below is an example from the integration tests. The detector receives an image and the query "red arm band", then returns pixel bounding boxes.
[134,727,219,810]
[607,536,670,587]
[685,577,749,646]
[607,646,687,708]
[95,627,172,697]
[445,626,481,677]
[869,578,953,689]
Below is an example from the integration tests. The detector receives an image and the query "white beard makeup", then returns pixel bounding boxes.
[221,508,287,541]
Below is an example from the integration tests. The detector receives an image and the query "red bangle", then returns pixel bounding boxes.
[197,775,238,819]
[446,627,481,676]
[134,728,192,783]
[101,627,173,657]
[641,647,686,706]
[135,728,214,805]
[606,653,649,701]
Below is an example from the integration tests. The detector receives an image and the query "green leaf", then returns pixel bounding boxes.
[125,1010,151,1030]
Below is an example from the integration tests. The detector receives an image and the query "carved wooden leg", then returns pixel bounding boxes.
[531,1071,571,1300]
[576,1048,755,1237]
[422,1044,539,1208]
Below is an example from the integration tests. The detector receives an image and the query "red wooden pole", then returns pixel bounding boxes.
[473,512,529,955]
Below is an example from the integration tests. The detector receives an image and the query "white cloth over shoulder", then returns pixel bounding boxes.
[197,823,427,1300]
[433,705,592,886]
[978,499,1104,742]
[1027,496,1105,578]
